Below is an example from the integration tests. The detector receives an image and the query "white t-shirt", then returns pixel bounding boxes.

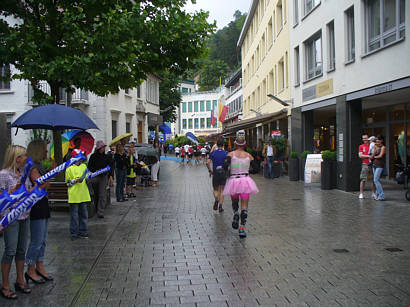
[369,142,375,155]
[201,147,207,154]
[175,147,180,153]
[267,145,274,157]
[184,145,189,152]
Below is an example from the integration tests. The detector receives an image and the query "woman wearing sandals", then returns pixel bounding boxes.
[0,145,31,299]
[223,131,259,238]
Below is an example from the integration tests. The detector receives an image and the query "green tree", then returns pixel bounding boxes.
[197,59,229,91]
[207,10,247,70]
[0,0,215,164]
[159,70,181,123]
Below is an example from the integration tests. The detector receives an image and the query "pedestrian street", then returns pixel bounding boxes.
[1,159,409,307]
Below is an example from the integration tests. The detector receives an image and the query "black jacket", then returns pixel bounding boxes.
[114,153,129,170]
[88,151,114,177]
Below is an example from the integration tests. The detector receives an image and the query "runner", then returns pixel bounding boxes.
[207,138,227,213]
[180,146,185,164]
[200,146,207,164]
[205,142,211,159]
[193,144,200,165]
[175,146,180,158]
[187,145,193,164]
[223,131,259,238]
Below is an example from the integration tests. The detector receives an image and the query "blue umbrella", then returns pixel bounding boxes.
[11,104,99,131]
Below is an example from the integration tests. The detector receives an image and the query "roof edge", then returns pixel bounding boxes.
[237,0,259,48]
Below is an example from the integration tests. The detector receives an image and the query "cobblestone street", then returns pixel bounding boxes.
[1,160,409,307]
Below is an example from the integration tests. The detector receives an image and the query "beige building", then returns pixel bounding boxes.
[234,0,291,149]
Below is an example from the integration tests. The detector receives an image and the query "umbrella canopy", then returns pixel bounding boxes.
[109,133,132,147]
[11,104,99,131]
[50,130,95,158]
[135,146,157,157]
[50,135,70,159]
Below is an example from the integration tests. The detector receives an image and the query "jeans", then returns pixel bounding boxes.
[115,168,126,201]
[2,218,30,264]
[373,167,385,200]
[266,156,274,178]
[26,219,49,264]
[69,203,88,237]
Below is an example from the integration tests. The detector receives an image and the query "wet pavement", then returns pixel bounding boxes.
[1,159,409,306]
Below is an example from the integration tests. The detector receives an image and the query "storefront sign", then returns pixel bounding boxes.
[271,130,281,136]
[304,154,322,183]
[316,79,333,98]
[302,79,334,102]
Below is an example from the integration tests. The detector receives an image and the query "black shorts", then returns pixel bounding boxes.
[175,153,180,157]
[188,153,193,158]
[212,169,226,189]
[194,152,200,157]
[127,177,136,185]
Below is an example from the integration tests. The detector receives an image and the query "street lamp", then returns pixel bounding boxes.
[267,94,290,107]
[250,108,263,116]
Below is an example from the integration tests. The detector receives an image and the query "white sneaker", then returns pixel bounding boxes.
[372,193,377,199]
[359,193,364,199]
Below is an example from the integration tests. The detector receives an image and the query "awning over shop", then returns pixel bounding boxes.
[223,108,288,135]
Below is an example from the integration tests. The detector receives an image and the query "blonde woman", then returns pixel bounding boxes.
[25,140,53,285]
[0,145,31,299]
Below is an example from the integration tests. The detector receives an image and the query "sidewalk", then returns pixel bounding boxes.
[1,160,409,306]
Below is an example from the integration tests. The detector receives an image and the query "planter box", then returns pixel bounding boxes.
[331,160,338,189]
[321,161,333,190]
[300,158,306,181]
[289,158,299,181]
[272,161,281,178]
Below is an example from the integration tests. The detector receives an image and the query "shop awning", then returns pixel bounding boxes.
[223,108,288,134]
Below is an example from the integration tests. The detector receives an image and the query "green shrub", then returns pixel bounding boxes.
[42,159,53,172]
[321,150,335,161]
[271,136,287,158]
[301,150,311,159]
[329,151,337,161]
[290,152,299,159]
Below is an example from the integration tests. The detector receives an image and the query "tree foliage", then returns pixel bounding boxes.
[197,59,229,91]
[159,71,181,123]
[0,0,215,163]
[207,10,247,70]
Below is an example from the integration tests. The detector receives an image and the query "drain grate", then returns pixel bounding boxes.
[385,247,403,252]
[333,249,349,253]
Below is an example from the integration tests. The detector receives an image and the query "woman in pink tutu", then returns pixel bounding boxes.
[223,131,259,238]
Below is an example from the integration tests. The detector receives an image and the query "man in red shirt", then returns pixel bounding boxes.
[358,134,376,199]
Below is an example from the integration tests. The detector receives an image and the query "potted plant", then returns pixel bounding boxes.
[300,151,311,181]
[271,136,287,178]
[321,150,335,190]
[329,151,337,189]
[289,152,299,181]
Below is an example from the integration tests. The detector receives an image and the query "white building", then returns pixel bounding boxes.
[289,0,410,190]
[177,90,223,137]
[223,69,243,127]
[0,68,161,148]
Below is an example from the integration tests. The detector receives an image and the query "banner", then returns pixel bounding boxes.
[219,104,229,123]
[36,153,86,185]
[0,186,48,231]
[185,132,198,144]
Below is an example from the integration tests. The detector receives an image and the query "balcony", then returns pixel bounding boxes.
[28,82,88,106]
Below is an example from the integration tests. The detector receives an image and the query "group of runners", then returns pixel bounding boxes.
[206,130,259,238]
[175,143,211,165]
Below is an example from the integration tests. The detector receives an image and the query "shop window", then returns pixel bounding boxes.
[188,119,193,129]
[390,104,405,121]
[188,102,192,112]
[390,123,405,178]
[206,100,211,111]
[304,31,322,80]
[182,102,187,113]
[194,118,199,129]
[182,119,187,129]
[194,101,198,112]
[200,101,205,111]
[365,0,405,53]
[362,107,387,123]
[345,6,355,62]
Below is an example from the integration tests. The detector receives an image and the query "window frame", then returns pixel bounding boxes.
[194,101,198,112]
[294,46,300,86]
[182,102,187,113]
[182,119,187,129]
[304,31,323,82]
[303,0,320,18]
[188,101,192,112]
[365,0,405,54]
[188,118,193,129]
[345,6,355,63]
[0,64,11,90]
[327,20,336,72]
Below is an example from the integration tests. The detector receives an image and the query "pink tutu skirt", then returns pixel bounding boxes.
[223,176,259,196]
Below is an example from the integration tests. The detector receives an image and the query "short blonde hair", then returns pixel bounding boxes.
[27,140,47,163]
[2,145,27,172]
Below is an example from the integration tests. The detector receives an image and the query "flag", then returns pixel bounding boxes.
[185,132,198,144]
[218,102,229,123]
[211,108,217,126]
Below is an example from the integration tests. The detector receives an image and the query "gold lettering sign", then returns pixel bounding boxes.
[316,79,333,98]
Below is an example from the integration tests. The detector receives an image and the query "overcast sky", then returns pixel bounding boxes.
[184,0,252,29]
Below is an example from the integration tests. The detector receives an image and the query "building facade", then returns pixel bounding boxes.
[177,90,223,137]
[236,0,291,149]
[289,0,409,191]
[0,68,160,149]
[223,69,243,127]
